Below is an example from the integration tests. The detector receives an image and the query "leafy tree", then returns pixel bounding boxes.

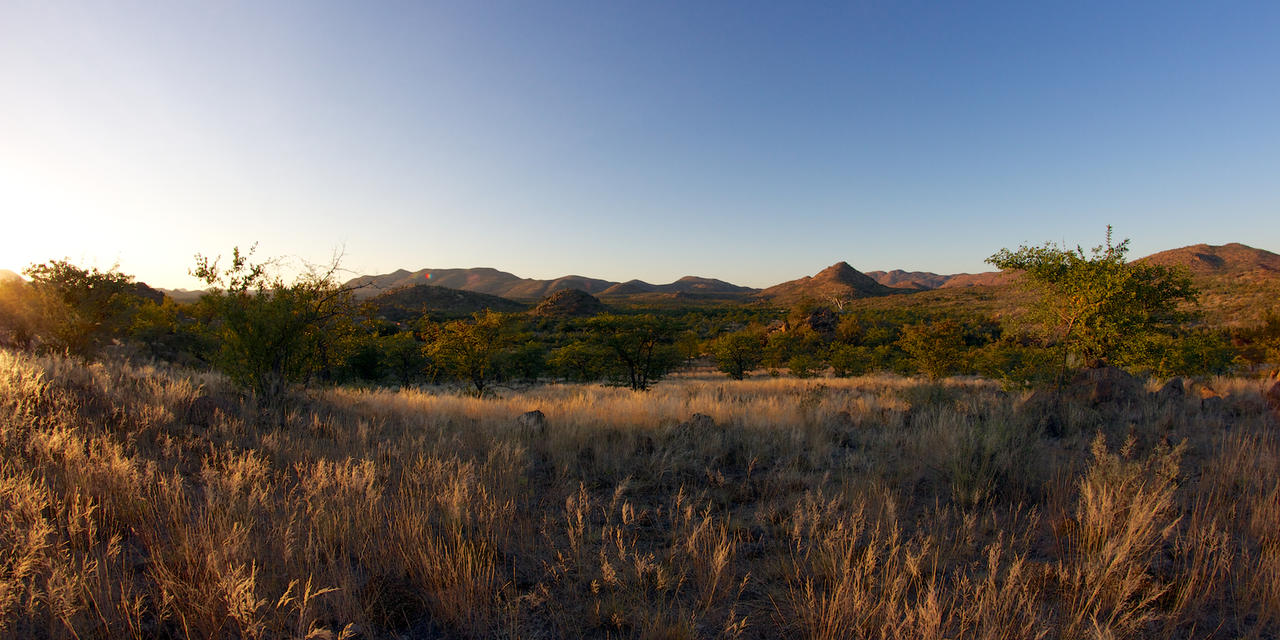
[711,328,765,380]
[1235,309,1280,374]
[829,344,870,377]
[22,260,145,356]
[131,297,206,365]
[1143,329,1238,378]
[507,340,549,382]
[381,331,429,387]
[0,278,40,349]
[547,340,611,382]
[585,313,682,391]
[787,353,822,378]
[192,246,360,409]
[423,310,513,394]
[897,319,966,379]
[973,335,1058,388]
[764,330,802,370]
[988,227,1196,383]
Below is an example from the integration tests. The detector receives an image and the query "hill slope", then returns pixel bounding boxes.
[1139,243,1280,326]
[758,262,899,305]
[1139,243,1280,275]
[346,268,756,301]
[368,284,526,323]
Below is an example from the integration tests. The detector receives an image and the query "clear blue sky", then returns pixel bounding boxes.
[2,1,1278,288]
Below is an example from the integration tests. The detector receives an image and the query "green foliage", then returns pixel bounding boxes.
[584,313,682,391]
[763,330,801,369]
[422,310,514,394]
[828,344,871,377]
[1234,308,1280,374]
[1140,329,1239,378]
[711,328,765,380]
[22,260,145,357]
[787,353,822,378]
[973,337,1059,389]
[547,341,611,382]
[192,246,361,406]
[131,297,206,365]
[896,319,966,379]
[506,340,549,382]
[380,331,429,386]
[0,279,41,349]
[988,227,1197,379]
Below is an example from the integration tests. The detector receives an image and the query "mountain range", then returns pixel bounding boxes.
[137,242,1279,312]
[345,268,754,301]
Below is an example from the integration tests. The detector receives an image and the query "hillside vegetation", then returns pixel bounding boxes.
[2,349,1279,638]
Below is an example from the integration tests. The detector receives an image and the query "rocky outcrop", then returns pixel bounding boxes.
[531,289,606,318]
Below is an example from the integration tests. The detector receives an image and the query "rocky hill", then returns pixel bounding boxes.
[758,262,899,305]
[1138,243,1280,327]
[368,284,525,323]
[531,289,607,318]
[1139,243,1280,275]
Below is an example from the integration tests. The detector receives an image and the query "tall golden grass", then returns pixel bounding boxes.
[1,347,1277,638]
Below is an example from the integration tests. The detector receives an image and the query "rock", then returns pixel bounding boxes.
[681,413,716,430]
[1070,367,1143,406]
[805,307,839,335]
[1021,389,1066,438]
[1154,378,1185,403]
[516,410,547,436]
[1195,385,1224,411]
[184,392,238,427]
[1266,381,1280,415]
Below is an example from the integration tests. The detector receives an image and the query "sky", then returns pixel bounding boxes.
[2,1,1278,289]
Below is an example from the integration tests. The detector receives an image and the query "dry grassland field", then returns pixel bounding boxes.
[3,349,1279,639]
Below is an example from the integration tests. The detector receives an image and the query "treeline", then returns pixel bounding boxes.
[2,243,1279,403]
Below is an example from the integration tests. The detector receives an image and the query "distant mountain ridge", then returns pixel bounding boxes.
[154,241,1275,306]
[345,268,756,301]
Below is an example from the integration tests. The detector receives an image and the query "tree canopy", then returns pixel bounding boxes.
[987,227,1197,379]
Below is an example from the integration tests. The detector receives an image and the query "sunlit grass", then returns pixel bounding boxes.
[1,348,1277,638]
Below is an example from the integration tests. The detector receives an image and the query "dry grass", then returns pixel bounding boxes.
[1,348,1278,638]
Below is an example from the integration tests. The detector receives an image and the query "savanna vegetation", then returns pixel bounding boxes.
[2,231,1280,638]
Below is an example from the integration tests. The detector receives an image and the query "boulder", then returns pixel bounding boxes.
[516,410,547,436]
[1070,367,1143,406]
[1021,389,1065,438]
[1154,378,1185,403]
[1195,384,1225,411]
[806,307,839,335]
[681,413,716,430]
[1265,381,1280,415]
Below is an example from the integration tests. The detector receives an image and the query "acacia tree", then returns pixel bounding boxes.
[711,327,765,380]
[22,260,144,356]
[422,310,513,395]
[987,227,1196,383]
[897,319,966,379]
[192,246,360,410]
[586,313,682,391]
